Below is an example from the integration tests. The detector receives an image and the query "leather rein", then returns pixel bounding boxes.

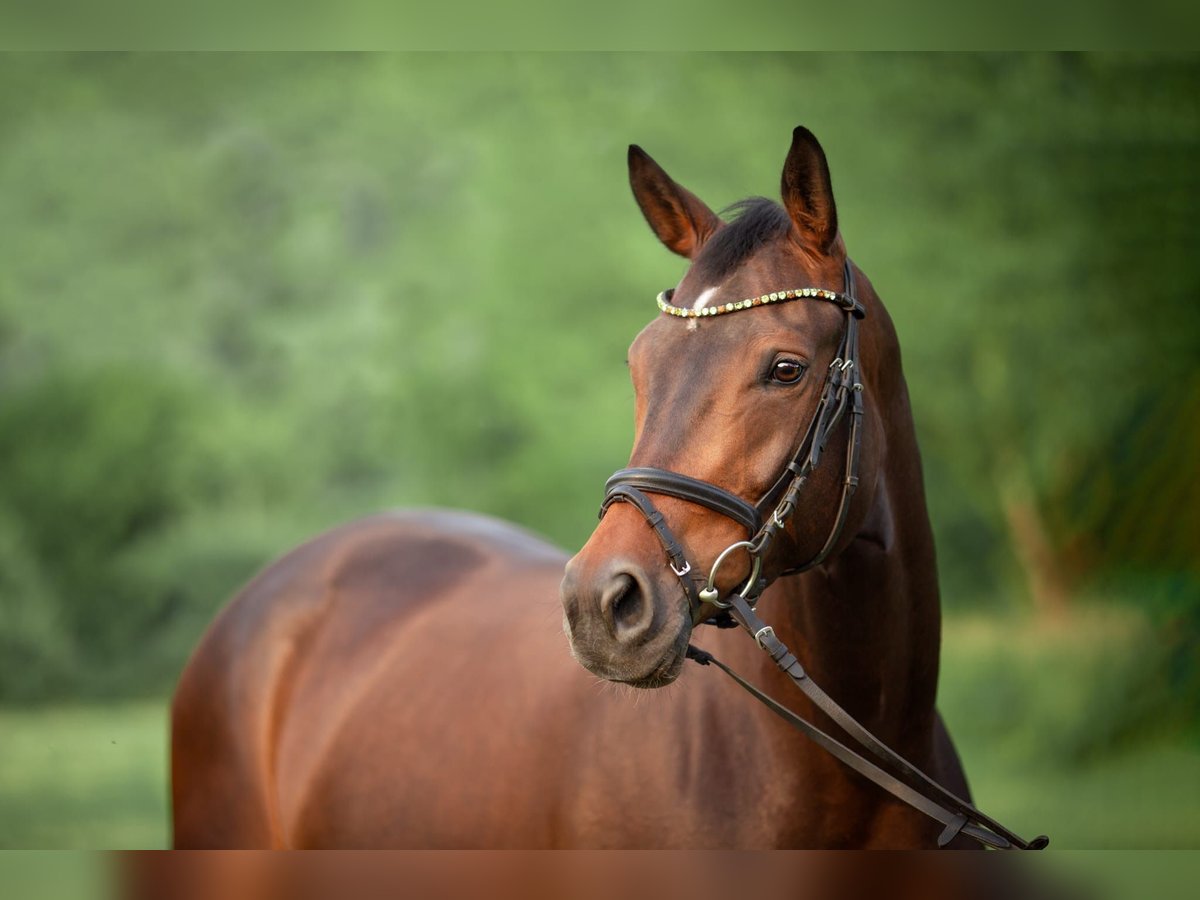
[599,261,1048,851]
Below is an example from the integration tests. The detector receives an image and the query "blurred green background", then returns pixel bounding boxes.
[0,53,1197,848]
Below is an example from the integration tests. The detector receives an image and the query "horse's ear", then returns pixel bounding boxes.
[628,145,722,259]
[781,126,839,255]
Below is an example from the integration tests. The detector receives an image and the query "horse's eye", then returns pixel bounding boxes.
[771,359,806,385]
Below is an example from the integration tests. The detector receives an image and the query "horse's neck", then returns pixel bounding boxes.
[767,424,942,756]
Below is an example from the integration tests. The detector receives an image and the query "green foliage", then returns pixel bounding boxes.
[939,606,1183,766]
[0,704,167,848]
[0,54,1196,710]
[0,506,70,698]
[0,368,192,649]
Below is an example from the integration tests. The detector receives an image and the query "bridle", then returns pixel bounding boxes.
[601,259,865,626]
[596,260,1049,851]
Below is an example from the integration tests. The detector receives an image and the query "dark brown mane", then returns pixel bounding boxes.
[692,197,792,282]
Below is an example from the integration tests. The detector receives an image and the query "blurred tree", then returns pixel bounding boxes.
[862,55,1200,616]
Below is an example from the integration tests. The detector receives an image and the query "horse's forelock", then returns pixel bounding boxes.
[691,198,792,282]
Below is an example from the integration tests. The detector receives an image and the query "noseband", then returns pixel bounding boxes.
[600,259,865,623]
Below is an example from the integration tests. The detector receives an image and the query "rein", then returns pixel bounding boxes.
[685,601,1049,850]
[598,261,1049,850]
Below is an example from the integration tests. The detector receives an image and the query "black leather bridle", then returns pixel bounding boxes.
[601,259,866,625]
[597,260,1049,851]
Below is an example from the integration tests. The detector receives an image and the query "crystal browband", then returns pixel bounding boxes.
[656,286,853,318]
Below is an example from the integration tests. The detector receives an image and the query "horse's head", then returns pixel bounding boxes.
[561,127,891,688]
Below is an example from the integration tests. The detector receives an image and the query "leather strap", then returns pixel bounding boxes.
[605,468,762,534]
[754,267,864,575]
[687,594,1050,851]
[601,484,704,608]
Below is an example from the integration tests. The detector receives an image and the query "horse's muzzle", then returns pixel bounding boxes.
[560,554,691,688]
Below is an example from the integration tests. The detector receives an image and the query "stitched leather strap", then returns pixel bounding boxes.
[685,645,1010,848]
[605,468,762,534]
[686,594,1050,851]
[601,484,704,607]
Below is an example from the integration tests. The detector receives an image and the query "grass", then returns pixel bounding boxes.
[965,742,1200,849]
[0,704,168,849]
[2,710,1196,850]
[939,606,1200,849]
[0,610,1196,849]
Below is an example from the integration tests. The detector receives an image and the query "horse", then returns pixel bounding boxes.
[172,127,993,849]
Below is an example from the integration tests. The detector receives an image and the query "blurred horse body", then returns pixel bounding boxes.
[173,508,966,848]
[173,129,974,849]
[174,510,596,847]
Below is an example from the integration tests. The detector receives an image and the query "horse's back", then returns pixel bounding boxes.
[171,509,574,848]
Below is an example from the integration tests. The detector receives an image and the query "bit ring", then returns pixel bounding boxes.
[700,541,762,608]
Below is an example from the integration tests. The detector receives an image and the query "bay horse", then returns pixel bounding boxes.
[172,127,1029,849]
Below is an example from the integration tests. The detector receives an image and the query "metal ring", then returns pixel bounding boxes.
[701,540,762,607]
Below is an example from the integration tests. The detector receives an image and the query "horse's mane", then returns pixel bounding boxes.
[693,197,792,282]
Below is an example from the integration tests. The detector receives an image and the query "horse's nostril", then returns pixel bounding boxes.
[604,575,651,640]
